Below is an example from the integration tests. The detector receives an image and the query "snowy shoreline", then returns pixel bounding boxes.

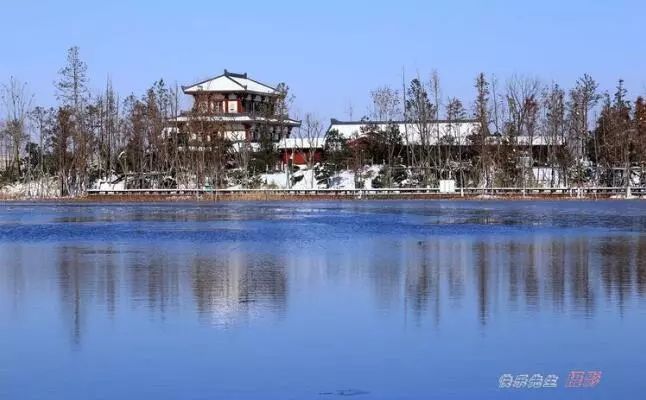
[1,192,642,202]
[2,167,643,202]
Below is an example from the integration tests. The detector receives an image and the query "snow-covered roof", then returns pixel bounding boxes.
[183,70,279,95]
[277,137,325,150]
[326,119,562,146]
[327,119,479,146]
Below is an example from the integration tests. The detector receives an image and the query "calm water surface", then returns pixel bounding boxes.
[1,200,646,399]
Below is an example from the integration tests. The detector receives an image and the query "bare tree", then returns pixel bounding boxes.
[504,75,542,187]
[543,83,567,187]
[56,46,88,110]
[446,98,467,185]
[470,73,491,188]
[55,46,91,194]
[51,107,74,195]
[594,80,633,187]
[1,77,32,179]
[298,113,323,187]
[370,86,402,186]
[405,78,435,185]
[102,78,119,178]
[567,74,600,184]
[30,106,55,196]
[634,96,646,185]
[371,86,400,121]
[430,70,442,180]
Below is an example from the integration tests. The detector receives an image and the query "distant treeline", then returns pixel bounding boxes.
[1,46,645,194]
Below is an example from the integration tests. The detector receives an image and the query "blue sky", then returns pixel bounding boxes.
[1,0,645,122]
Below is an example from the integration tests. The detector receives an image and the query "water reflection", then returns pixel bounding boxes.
[191,253,287,327]
[2,233,646,346]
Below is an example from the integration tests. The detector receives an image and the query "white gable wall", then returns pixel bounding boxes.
[328,121,480,145]
[327,121,563,146]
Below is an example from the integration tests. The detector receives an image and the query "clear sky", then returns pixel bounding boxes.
[1,0,645,123]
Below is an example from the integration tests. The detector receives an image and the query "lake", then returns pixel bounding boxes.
[1,200,645,399]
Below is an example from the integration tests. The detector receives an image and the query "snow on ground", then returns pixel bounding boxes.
[259,169,318,189]
[328,164,381,189]
[358,165,381,189]
[532,167,564,187]
[259,165,382,190]
[328,170,355,189]
[7,164,629,198]
[260,171,289,188]
[93,175,126,191]
[292,169,317,189]
[0,177,61,198]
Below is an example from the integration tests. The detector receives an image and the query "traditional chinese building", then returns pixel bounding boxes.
[172,70,300,149]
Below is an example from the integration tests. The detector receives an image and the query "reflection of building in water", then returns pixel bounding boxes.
[191,250,287,327]
[46,245,287,344]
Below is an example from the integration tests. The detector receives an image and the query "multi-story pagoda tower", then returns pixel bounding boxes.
[173,70,300,148]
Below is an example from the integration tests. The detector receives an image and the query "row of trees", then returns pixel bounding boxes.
[1,47,184,195]
[331,73,646,188]
[0,47,297,194]
[2,46,645,194]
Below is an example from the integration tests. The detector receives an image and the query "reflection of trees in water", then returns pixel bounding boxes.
[505,242,541,312]
[404,240,441,325]
[57,246,94,347]
[50,245,287,344]
[524,242,540,311]
[447,249,465,304]
[372,259,403,311]
[5,233,646,345]
[600,237,637,315]
[90,246,119,317]
[547,240,566,312]
[57,246,125,346]
[129,251,181,317]
[397,235,646,325]
[508,242,521,308]
[637,236,646,297]
[475,242,490,325]
[1,244,26,315]
[570,239,594,317]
